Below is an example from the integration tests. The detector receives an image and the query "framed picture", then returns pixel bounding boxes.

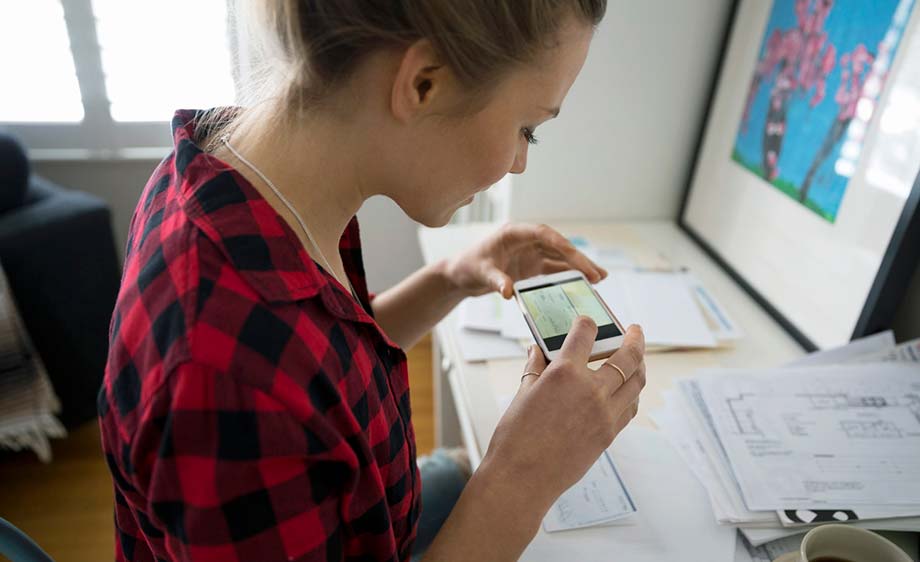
[680,0,920,351]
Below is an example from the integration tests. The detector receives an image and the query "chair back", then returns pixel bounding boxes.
[0,517,55,562]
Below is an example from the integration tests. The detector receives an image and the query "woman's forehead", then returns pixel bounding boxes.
[503,23,594,105]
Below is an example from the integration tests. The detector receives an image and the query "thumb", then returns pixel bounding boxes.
[519,345,547,390]
[484,265,514,299]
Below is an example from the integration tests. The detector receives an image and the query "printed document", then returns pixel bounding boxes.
[595,271,718,348]
[542,451,636,532]
[695,364,920,509]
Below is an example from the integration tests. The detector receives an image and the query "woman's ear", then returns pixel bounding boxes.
[390,39,447,123]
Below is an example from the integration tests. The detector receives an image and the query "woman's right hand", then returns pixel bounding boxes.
[481,317,646,511]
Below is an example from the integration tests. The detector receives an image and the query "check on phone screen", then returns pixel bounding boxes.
[519,279,622,350]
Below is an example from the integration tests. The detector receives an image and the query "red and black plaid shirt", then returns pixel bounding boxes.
[98,110,420,562]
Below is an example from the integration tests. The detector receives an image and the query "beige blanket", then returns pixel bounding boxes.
[0,263,65,462]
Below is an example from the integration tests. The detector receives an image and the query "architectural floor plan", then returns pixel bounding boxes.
[695,363,920,510]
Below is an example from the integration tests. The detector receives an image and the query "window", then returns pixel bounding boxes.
[0,0,237,156]
[0,0,83,122]
[93,0,236,122]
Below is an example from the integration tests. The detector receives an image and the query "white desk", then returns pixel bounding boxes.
[418,220,920,561]
[418,220,805,467]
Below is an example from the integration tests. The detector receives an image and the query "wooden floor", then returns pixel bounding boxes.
[0,335,435,562]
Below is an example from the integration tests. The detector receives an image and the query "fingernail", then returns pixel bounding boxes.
[528,345,534,357]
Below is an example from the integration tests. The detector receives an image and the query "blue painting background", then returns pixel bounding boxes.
[733,0,912,222]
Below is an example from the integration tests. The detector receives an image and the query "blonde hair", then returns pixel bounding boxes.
[205,0,605,147]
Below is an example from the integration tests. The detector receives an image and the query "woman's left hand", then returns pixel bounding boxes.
[444,223,608,299]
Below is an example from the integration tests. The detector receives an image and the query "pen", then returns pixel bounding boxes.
[633,266,690,273]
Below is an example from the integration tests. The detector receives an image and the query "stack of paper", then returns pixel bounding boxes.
[456,293,530,362]
[594,270,742,349]
[456,238,742,361]
[651,331,920,559]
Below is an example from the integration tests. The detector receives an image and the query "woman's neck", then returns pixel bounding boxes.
[215,106,373,266]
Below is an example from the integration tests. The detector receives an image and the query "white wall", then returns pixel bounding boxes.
[507,0,734,221]
[356,196,424,294]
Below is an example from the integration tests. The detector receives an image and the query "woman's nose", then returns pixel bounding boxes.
[510,147,527,175]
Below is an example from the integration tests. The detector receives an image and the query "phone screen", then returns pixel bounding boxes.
[518,278,622,351]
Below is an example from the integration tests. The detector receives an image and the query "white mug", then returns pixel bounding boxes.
[773,524,913,562]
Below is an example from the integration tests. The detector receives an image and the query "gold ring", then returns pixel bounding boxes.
[602,362,628,384]
[520,371,540,383]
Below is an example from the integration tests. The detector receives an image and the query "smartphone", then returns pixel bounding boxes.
[513,270,626,361]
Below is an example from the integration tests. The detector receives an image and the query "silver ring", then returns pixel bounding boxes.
[601,362,628,384]
[520,371,540,383]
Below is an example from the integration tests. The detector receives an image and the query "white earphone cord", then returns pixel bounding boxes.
[220,134,358,301]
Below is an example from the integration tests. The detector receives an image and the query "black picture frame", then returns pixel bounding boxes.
[677,0,920,352]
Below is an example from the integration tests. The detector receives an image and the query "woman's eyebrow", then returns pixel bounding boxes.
[540,105,561,118]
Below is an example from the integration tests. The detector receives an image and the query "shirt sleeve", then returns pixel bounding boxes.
[130,360,355,562]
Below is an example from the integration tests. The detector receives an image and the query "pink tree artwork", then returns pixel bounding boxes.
[798,44,874,202]
[732,0,912,222]
[740,0,837,182]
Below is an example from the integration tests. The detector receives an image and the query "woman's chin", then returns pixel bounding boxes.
[409,196,477,228]
[414,208,456,228]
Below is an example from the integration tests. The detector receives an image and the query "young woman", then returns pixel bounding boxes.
[98,1,646,560]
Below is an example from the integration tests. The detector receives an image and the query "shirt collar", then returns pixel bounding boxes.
[169,109,381,329]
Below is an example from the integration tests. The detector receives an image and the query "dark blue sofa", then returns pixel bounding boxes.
[0,134,121,427]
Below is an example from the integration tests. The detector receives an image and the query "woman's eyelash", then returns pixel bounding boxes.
[521,127,539,145]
